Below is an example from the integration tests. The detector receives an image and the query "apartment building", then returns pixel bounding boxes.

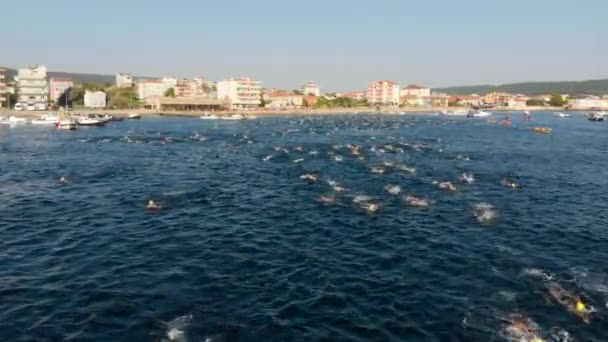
[16,65,49,105]
[366,80,400,105]
[216,78,261,110]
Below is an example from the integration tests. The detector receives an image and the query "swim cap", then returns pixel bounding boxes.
[576,301,586,312]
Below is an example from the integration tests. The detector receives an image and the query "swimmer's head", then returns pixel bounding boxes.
[576,300,586,312]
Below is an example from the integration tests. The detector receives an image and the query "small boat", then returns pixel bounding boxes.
[200,114,220,120]
[467,110,492,118]
[31,114,59,125]
[442,109,468,116]
[223,114,245,120]
[8,116,29,124]
[127,113,141,119]
[76,117,105,126]
[534,127,552,134]
[553,112,571,118]
[588,112,605,122]
[57,119,77,130]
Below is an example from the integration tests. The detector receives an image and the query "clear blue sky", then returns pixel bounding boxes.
[2,0,607,91]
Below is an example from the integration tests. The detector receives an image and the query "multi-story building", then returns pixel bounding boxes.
[16,65,48,105]
[0,68,6,108]
[448,95,482,107]
[84,90,107,108]
[49,78,74,104]
[162,77,178,89]
[400,85,431,97]
[366,80,400,105]
[484,92,513,106]
[116,73,133,88]
[263,92,303,109]
[301,82,321,97]
[175,78,205,98]
[137,80,167,100]
[343,91,366,101]
[216,78,261,110]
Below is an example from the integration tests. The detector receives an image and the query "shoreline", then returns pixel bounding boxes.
[0,106,592,118]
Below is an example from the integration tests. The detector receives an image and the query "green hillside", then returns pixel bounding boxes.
[435,79,608,96]
[3,68,155,85]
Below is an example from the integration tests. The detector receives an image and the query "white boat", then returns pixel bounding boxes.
[31,114,59,125]
[57,119,78,130]
[222,114,245,120]
[553,112,571,118]
[8,116,29,124]
[442,109,469,116]
[468,110,492,118]
[127,113,141,119]
[200,114,220,120]
[76,117,105,126]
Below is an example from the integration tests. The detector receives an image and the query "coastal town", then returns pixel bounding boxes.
[1,65,608,116]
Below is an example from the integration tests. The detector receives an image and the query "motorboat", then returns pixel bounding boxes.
[467,110,492,118]
[200,114,221,120]
[553,112,571,118]
[222,114,245,120]
[76,117,105,126]
[442,109,468,116]
[31,114,59,125]
[57,119,77,130]
[127,113,141,119]
[8,116,29,124]
[588,112,605,121]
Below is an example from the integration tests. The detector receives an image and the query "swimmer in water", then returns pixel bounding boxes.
[473,203,497,224]
[385,184,402,196]
[300,173,318,184]
[438,181,457,192]
[404,195,431,208]
[318,195,336,205]
[370,166,386,174]
[460,173,475,184]
[59,176,69,184]
[501,179,519,189]
[501,313,544,342]
[146,200,162,210]
[363,202,380,215]
[546,282,593,323]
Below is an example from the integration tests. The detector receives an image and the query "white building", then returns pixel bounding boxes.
[400,85,431,97]
[568,98,608,109]
[263,92,304,109]
[366,80,400,105]
[16,65,48,105]
[301,82,320,97]
[84,90,107,108]
[137,80,167,100]
[216,78,261,110]
[162,77,178,89]
[116,73,133,88]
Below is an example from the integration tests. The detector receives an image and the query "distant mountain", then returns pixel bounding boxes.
[435,79,608,96]
[3,68,155,85]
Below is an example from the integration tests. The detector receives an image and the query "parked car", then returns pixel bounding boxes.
[26,103,36,111]
[14,103,24,111]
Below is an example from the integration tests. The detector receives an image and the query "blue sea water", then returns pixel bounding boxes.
[0,112,607,341]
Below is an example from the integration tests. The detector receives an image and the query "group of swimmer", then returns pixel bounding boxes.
[273,139,524,222]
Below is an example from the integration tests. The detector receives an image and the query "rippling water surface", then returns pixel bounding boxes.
[1,113,607,341]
